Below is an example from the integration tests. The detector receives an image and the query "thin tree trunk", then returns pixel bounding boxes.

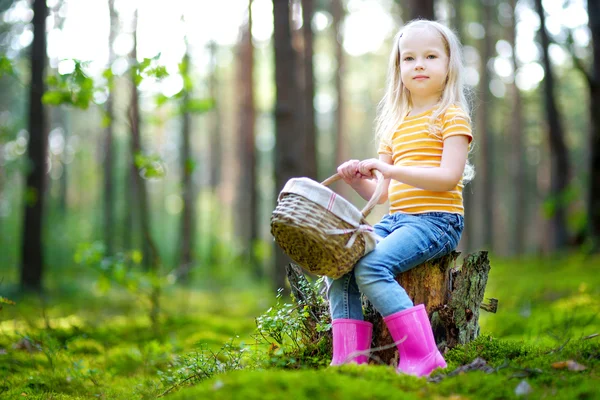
[273,0,303,291]
[302,0,317,180]
[207,41,221,264]
[209,41,222,190]
[332,0,351,199]
[406,0,434,20]
[236,1,259,275]
[104,0,117,255]
[534,0,571,250]
[476,0,494,251]
[178,49,194,278]
[20,0,48,292]
[509,0,526,255]
[129,9,159,271]
[451,0,463,40]
[450,0,473,253]
[587,0,600,252]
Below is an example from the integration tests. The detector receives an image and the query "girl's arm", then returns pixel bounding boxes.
[337,154,392,203]
[357,136,470,192]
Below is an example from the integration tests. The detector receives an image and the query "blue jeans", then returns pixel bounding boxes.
[326,212,464,320]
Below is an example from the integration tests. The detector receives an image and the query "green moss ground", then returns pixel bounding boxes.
[1,253,599,399]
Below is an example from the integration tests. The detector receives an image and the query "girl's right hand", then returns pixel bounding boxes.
[337,159,367,186]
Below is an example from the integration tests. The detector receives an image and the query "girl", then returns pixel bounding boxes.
[328,19,474,378]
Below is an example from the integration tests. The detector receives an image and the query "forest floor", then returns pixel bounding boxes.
[1,252,599,399]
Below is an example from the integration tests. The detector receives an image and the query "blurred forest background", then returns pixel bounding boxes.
[0,0,598,294]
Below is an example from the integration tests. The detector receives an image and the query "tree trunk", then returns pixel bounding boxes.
[450,0,473,254]
[129,9,159,271]
[207,41,221,264]
[302,0,317,180]
[406,0,434,20]
[20,0,48,292]
[104,0,117,255]
[178,49,194,279]
[509,0,526,255]
[273,0,304,291]
[285,251,494,366]
[534,0,571,250]
[476,0,494,252]
[236,0,259,276]
[331,0,351,199]
[450,0,463,41]
[587,0,600,252]
[363,251,493,364]
[208,41,222,191]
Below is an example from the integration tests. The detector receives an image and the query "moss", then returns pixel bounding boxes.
[66,337,104,355]
[165,367,426,400]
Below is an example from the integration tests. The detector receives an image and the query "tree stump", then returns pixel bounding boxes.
[363,250,494,366]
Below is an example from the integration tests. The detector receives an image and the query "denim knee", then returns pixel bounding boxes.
[353,257,395,296]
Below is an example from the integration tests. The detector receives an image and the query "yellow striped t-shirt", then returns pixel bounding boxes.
[378,105,473,215]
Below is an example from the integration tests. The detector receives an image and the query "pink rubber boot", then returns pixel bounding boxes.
[383,304,447,377]
[330,319,373,365]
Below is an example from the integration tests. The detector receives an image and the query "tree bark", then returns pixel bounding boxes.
[273,0,304,291]
[406,0,434,20]
[20,0,48,292]
[534,0,571,250]
[509,0,526,255]
[587,0,600,252]
[363,251,492,364]
[178,49,194,278]
[129,9,159,271]
[236,0,259,276]
[301,0,317,180]
[285,251,494,366]
[104,0,117,255]
[450,0,473,254]
[207,41,221,264]
[208,41,222,191]
[476,0,495,251]
[331,0,352,200]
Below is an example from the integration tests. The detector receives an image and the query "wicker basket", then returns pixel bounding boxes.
[271,171,385,279]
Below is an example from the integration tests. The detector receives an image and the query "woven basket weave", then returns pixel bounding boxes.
[271,171,385,279]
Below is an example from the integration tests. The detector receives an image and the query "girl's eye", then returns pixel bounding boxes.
[404,57,414,61]
[427,55,437,59]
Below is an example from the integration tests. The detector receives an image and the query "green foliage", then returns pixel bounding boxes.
[43,60,95,109]
[0,295,15,311]
[182,98,215,114]
[0,54,14,77]
[134,152,167,180]
[74,241,173,328]
[254,277,331,369]
[158,339,247,397]
[131,54,169,86]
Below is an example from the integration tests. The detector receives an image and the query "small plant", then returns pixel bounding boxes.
[157,339,246,397]
[254,274,332,368]
[74,241,174,331]
[0,295,15,312]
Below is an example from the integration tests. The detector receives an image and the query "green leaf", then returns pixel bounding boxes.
[0,55,13,77]
[0,296,15,306]
[185,98,215,114]
[42,91,68,106]
[155,93,169,107]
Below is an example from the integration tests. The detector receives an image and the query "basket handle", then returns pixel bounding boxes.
[320,170,386,218]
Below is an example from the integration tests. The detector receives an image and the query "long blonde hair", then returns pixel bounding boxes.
[375,19,475,182]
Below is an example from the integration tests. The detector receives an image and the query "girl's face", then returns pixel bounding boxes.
[398,26,449,102]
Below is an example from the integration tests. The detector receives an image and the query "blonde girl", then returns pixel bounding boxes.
[327,19,473,378]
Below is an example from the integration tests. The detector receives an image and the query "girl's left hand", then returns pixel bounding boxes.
[357,158,393,179]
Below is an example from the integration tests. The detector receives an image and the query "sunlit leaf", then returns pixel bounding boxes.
[0,55,13,77]
[131,250,143,265]
[185,98,215,114]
